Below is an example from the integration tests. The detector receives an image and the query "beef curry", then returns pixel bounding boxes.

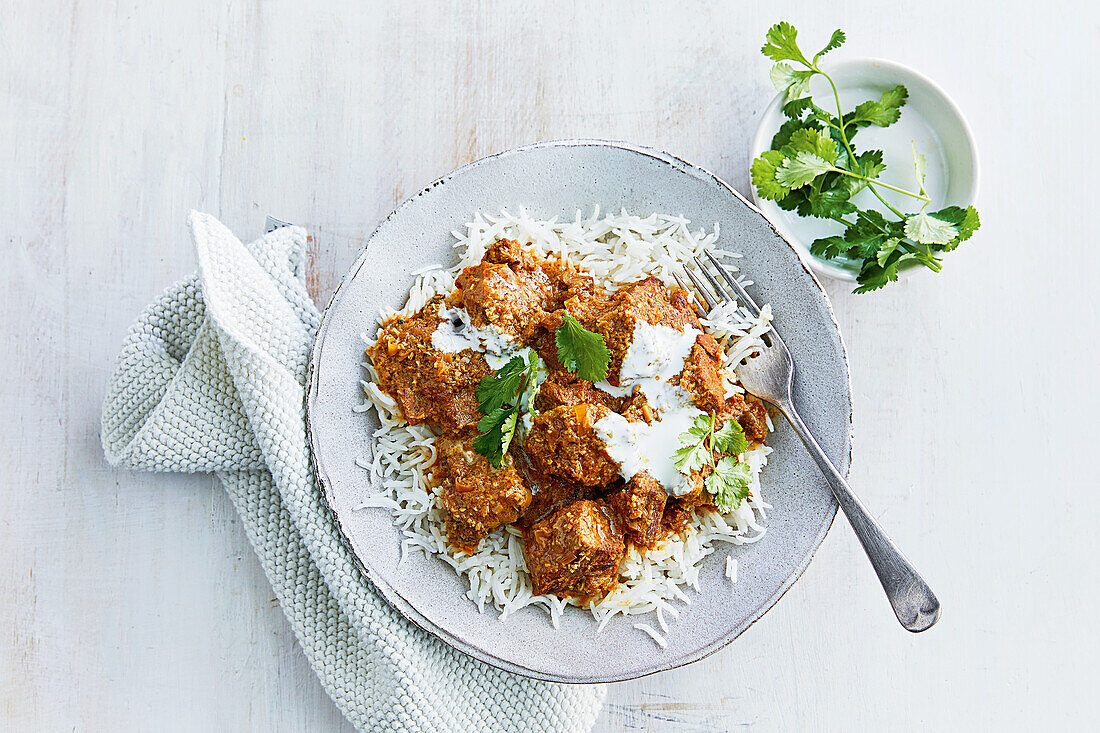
[368,239,767,605]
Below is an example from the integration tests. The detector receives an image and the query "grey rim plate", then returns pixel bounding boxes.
[306,140,851,684]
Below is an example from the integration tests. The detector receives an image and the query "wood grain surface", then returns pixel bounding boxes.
[3,1,1097,730]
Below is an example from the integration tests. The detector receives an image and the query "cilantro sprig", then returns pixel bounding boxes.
[752,22,981,293]
[674,414,752,513]
[472,351,540,467]
[555,312,610,382]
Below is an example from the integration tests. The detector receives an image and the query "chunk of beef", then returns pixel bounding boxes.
[523,499,625,601]
[515,461,586,529]
[529,313,565,372]
[435,437,532,553]
[534,370,622,413]
[678,333,732,417]
[606,472,666,548]
[617,389,654,423]
[450,259,550,339]
[367,297,490,435]
[584,277,703,378]
[449,239,598,340]
[735,393,770,443]
[481,237,529,265]
[677,335,771,440]
[660,471,713,535]
[486,238,599,305]
[523,404,619,486]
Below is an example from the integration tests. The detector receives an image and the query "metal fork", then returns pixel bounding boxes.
[679,253,940,633]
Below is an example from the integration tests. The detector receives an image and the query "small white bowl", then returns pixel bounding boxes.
[749,58,980,282]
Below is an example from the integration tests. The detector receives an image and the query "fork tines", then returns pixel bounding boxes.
[677,252,762,319]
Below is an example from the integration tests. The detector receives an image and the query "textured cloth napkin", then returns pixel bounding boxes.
[101,212,606,732]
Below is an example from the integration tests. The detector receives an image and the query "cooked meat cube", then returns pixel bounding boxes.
[606,472,667,548]
[524,499,625,601]
[528,312,566,372]
[678,333,733,417]
[661,471,712,535]
[448,238,597,340]
[367,297,490,435]
[450,259,549,338]
[736,394,770,443]
[435,437,532,552]
[481,237,528,265]
[524,404,619,486]
[535,370,622,413]
[585,277,703,376]
[616,390,654,423]
[515,461,586,529]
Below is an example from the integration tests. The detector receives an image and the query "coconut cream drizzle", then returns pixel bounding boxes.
[594,320,706,496]
[431,305,519,370]
[433,305,708,495]
[431,305,547,431]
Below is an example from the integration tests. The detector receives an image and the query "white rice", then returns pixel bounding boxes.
[725,556,738,584]
[357,208,774,644]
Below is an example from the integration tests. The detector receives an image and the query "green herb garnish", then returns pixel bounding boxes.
[752,22,981,293]
[674,414,751,513]
[555,312,610,382]
[472,350,540,467]
[706,457,753,513]
[673,414,717,474]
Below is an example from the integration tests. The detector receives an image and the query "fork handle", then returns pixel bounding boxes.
[776,398,941,632]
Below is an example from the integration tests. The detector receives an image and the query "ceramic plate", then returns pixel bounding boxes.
[306,140,851,683]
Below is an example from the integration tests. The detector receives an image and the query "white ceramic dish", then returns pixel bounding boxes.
[306,140,852,683]
[749,58,980,282]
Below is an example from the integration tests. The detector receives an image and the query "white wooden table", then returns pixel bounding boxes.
[4,1,1097,730]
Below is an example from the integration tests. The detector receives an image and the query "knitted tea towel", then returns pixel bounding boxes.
[101,212,606,732]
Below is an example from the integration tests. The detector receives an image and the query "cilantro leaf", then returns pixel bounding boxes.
[813,29,846,61]
[930,205,981,250]
[852,262,897,293]
[876,238,901,266]
[472,407,517,468]
[781,127,838,163]
[673,414,713,473]
[772,119,817,151]
[777,186,808,213]
[781,96,814,121]
[796,174,856,219]
[524,351,540,415]
[904,212,958,245]
[846,150,885,195]
[776,152,834,188]
[751,150,791,201]
[761,22,809,66]
[770,63,815,98]
[845,85,908,128]
[911,143,929,198]
[706,457,753,513]
[555,312,610,381]
[854,244,915,293]
[673,442,710,474]
[472,351,539,467]
[711,419,749,456]
[475,355,528,414]
[810,235,854,259]
[841,209,895,258]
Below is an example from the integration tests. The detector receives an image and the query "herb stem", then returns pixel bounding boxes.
[819,69,927,217]
[833,168,929,206]
[900,242,943,272]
